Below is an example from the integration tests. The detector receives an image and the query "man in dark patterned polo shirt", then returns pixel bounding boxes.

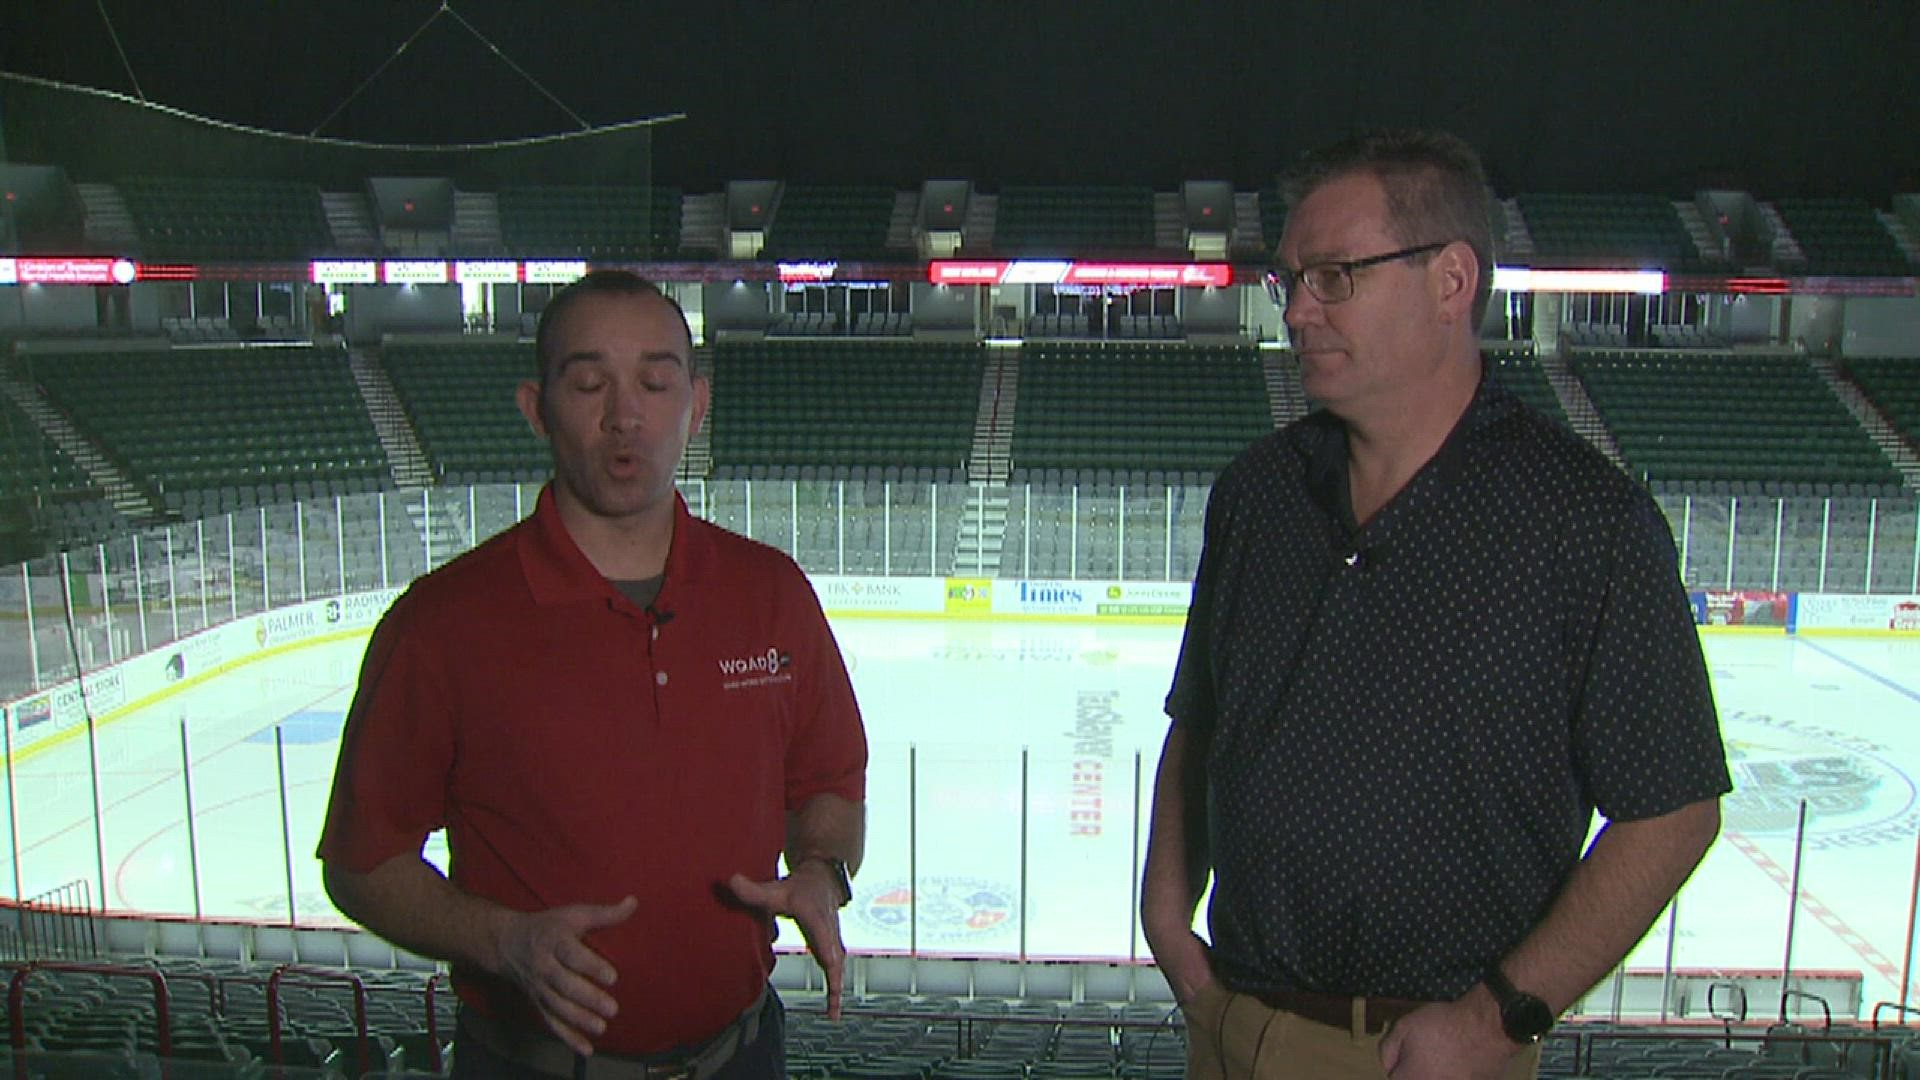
[1141,130,1731,1079]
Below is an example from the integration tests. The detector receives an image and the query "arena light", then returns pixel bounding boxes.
[310,260,378,285]
[455,260,520,284]
[524,260,588,285]
[1492,267,1665,294]
[382,260,450,285]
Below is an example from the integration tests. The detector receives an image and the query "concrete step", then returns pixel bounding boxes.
[73,183,139,249]
[346,347,435,488]
[1230,192,1268,259]
[320,191,379,255]
[452,191,504,256]
[679,193,726,256]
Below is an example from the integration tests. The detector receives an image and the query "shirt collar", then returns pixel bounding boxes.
[518,485,705,608]
[1290,360,1516,531]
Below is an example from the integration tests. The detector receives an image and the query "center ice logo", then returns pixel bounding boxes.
[1722,710,1916,850]
[854,875,1018,944]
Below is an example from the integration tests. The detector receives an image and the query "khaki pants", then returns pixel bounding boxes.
[1181,983,1541,1080]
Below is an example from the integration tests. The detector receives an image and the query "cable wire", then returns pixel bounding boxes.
[309,1,450,137]
[94,0,146,102]
[439,3,591,131]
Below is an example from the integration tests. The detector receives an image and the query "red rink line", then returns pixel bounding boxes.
[1722,829,1910,1000]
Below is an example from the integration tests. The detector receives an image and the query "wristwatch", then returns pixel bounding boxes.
[1482,967,1554,1044]
[797,856,854,908]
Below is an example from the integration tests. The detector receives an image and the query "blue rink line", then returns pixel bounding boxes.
[244,710,346,746]
[1797,639,1920,706]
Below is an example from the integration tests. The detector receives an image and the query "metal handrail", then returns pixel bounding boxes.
[267,963,369,1079]
[424,971,447,1073]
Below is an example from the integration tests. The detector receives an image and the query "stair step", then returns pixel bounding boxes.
[452,192,504,256]
[347,348,435,487]
[1230,192,1268,259]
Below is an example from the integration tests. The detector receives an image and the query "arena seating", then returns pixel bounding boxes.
[708,341,982,472]
[0,395,115,553]
[991,187,1157,255]
[2,954,1912,1079]
[1484,345,1572,427]
[380,339,548,485]
[0,396,98,507]
[1571,350,1903,494]
[1845,356,1920,445]
[763,186,899,261]
[1773,198,1913,277]
[30,346,390,515]
[1010,343,1269,475]
[119,178,334,261]
[998,343,1261,579]
[0,958,452,1077]
[999,469,1209,581]
[1514,193,1708,270]
[496,185,682,258]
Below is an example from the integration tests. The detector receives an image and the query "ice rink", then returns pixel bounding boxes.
[3,619,1917,1011]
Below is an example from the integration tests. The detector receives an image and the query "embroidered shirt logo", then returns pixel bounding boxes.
[718,646,793,690]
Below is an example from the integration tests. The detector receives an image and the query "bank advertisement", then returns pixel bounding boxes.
[810,576,945,616]
[1793,593,1920,635]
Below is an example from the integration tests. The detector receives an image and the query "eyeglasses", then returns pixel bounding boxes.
[1264,241,1450,307]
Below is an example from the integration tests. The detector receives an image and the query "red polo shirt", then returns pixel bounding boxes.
[318,487,866,1054]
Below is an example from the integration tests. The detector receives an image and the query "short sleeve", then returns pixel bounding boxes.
[781,574,868,810]
[316,593,457,870]
[1569,490,1732,821]
[1165,482,1227,732]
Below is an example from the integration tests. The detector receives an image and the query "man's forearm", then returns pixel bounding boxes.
[324,855,514,974]
[1502,797,1722,1012]
[786,792,866,875]
[1141,725,1210,939]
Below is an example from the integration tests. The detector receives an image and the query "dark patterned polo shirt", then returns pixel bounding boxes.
[1165,373,1731,1001]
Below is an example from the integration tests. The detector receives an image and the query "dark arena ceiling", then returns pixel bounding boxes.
[2,1,1919,199]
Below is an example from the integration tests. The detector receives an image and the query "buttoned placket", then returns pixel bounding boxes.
[644,608,669,716]
[607,595,672,718]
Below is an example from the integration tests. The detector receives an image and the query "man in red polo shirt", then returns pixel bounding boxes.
[318,270,867,1079]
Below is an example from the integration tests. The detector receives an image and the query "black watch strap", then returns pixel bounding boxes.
[1482,967,1554,1044]
[797,856,854,908]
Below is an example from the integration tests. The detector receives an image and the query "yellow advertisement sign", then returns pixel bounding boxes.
[943,578,993,616]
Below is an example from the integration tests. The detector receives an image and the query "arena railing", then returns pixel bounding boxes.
[0,479,1912,1026]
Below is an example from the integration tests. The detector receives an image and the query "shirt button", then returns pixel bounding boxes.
[651,626,659,640]
[655,671,668,686]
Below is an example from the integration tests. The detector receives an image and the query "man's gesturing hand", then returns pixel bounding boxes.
[728,861,849,1019]
[494,895,639,1056]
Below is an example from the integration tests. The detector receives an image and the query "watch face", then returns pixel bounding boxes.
[1503,994,1554,1042]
